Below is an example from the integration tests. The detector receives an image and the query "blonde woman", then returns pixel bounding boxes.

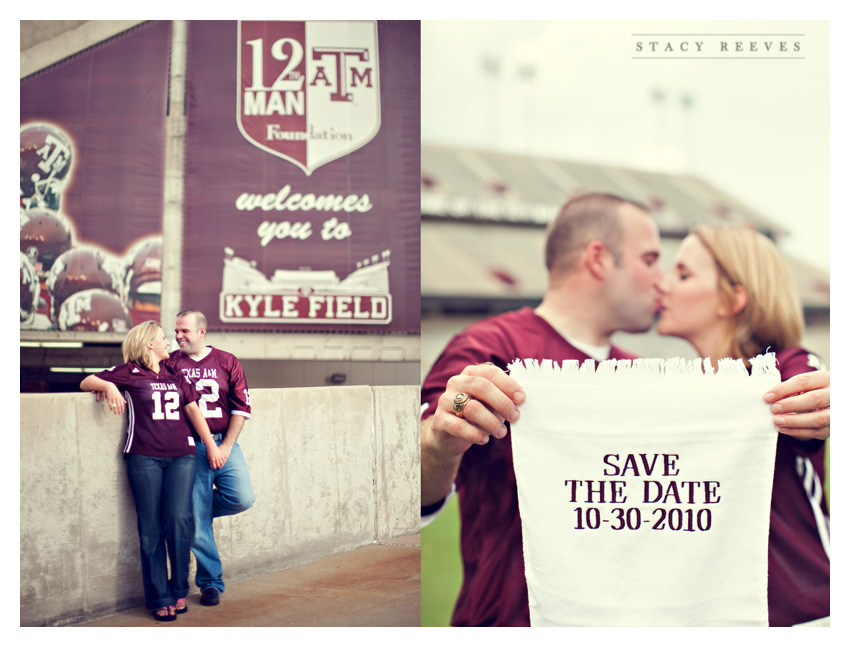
[81,321,225,622]
[657,225,829,626]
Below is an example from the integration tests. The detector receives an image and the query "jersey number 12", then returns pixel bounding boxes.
[152,391,180,420]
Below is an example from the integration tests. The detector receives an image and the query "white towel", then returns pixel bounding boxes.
[508,355,779,627]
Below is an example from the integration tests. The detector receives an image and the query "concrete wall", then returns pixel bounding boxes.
[20,386,420,627]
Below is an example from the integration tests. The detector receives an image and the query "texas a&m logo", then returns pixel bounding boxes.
[236,21,380,175]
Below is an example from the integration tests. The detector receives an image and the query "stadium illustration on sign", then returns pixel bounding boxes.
[219,247,392,324]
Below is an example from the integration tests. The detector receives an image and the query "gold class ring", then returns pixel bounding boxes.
[452,392,471,418]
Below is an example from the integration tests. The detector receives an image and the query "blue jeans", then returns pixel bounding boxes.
[191,437,255,593]
[124,453,197,610]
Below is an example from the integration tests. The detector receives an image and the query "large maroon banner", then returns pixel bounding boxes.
[184,21,420,333]
[20,21,169,333]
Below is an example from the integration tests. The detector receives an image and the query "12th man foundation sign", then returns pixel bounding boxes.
[236,21,380,176]
[183,20,419,333]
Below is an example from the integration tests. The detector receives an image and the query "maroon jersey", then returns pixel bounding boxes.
[167,347,251,435]
[767,346,830,625]
[421,308,637,627]
[422,310,829,627]
[96,361,199,457]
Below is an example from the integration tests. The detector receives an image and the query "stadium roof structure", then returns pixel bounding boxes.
[421,143,829,312]
[421,143,788,235]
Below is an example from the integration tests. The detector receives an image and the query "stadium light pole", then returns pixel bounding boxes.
[651,87,667,168]
[483,55,501,150]
[681,93,697,175]
[518,63,536,155]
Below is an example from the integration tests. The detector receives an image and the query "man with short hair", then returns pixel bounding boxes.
[169,308,254,607]
[420,192,830,626]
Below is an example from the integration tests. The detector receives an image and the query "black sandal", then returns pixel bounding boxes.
[175,598,188,614]
[152,606,177,622]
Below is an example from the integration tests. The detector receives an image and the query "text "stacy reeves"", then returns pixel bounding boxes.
[635,40,801,53]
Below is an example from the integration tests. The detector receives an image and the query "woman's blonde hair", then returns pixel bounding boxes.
[692,225,804,363]
[121,320,161,369]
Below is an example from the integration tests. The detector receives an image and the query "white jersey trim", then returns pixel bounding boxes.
[421,483,456,529]
[123,390,135,453]
[796,455,830,560]
[793,616,830,627]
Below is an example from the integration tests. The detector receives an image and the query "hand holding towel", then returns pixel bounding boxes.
[508,355,779,627]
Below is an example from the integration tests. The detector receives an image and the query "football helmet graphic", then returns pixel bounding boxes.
[20,252,40,324]
[20,209,75,277]
[56,289,132,333]
[20,123,73,211]
[46,246,124,324]
[123,236,162,312]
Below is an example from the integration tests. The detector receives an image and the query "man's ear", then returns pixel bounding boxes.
[585,240,613,280]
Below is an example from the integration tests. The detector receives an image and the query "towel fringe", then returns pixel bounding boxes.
[509,352,778,382]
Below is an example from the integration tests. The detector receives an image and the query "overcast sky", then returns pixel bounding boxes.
[421,20,831,274]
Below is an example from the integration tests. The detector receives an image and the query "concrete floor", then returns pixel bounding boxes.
[71,534,421,627]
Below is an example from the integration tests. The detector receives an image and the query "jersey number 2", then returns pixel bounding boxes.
[196,378,223,418]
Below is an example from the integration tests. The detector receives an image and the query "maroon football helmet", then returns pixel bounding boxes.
[46,246,124,323]
[20,123,73,211]
[20,252,40,324]
[56,288,132,333]
[123,236,162,313]
[20,208,75,277]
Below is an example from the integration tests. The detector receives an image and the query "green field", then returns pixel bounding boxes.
[420,496,462,627]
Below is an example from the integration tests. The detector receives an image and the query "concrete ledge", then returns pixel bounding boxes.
[19,385,420,626]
